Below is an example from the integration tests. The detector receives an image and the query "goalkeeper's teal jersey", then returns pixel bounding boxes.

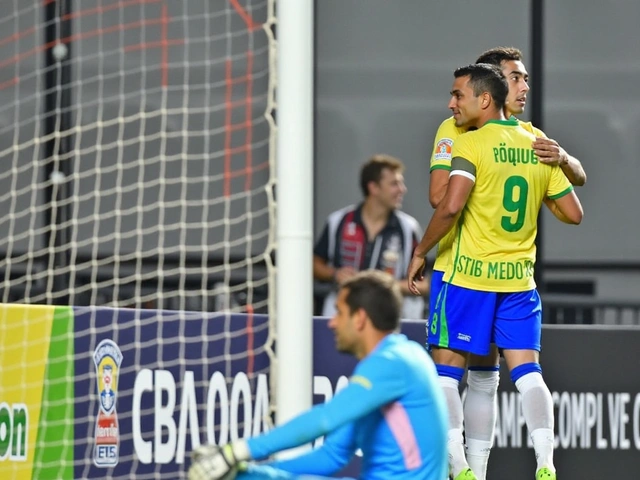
[246,334,448,480]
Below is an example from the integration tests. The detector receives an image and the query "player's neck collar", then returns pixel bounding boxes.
[485,118,519,126]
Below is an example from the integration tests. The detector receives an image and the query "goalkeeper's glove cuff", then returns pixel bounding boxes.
[226,440,251,464]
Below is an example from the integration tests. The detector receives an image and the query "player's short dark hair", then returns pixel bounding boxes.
[359,154,405,198]
[341,270,402,332]
[454,63,508,111]
[475,46,524,67]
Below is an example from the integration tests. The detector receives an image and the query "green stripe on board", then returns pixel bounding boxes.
[32,306,74,480]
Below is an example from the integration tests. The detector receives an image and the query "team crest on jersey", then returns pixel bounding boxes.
[93,339,123,467]
[434,138,453,161]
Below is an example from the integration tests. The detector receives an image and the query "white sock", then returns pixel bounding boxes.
[515,371,556,473]
[439,376,469,478]
[530,428,555,473]
[465,439,492,480]
[464,370,499,480]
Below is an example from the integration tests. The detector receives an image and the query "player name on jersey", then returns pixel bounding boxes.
[493,143,539,166]
[456,256,535,280]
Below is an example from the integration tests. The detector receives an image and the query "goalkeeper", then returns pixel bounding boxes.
[189,270,448,480]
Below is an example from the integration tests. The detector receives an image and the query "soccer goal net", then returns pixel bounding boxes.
[0,1,276,478]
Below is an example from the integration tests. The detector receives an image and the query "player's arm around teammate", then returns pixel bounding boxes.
[543,196,583,224]
[475,47,587,187]
[533,136,586,186]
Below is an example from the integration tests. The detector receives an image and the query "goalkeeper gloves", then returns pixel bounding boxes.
[188,440,251,480]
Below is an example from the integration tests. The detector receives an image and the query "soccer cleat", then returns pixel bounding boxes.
[453,468,478,480]
[536,467,556,480]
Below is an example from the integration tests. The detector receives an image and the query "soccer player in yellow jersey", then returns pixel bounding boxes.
[427,47,587,480]
[409,64,583,480]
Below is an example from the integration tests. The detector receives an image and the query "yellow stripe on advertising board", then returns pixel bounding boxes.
[0,304,55,479]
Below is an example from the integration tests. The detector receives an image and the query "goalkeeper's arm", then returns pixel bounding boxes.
[266,423,355,476]
[247,356,406,460]
[189,356,405,480]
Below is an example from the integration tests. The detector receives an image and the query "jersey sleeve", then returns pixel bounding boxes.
[246,354,407,460]
[267,423,355,476]
[430,119,459,173]
[450,132,478,181]
[547,165,574,200]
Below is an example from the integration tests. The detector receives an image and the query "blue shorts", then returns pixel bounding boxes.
[427,282,542,355]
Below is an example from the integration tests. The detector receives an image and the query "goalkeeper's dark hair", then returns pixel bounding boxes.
[360,154,405,198]
[341,270,402,331]
[454,63,508,111]
[475,46,524,66]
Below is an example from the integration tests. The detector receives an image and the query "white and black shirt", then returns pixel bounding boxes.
[314,203,425,319]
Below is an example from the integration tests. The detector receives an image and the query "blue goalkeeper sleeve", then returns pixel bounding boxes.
[247,345,406,460]
[266,423,355,476]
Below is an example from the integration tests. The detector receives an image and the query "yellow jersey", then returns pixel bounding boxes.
[518,119,546,138]
[444,118,573,292]
[429,116,547,273]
